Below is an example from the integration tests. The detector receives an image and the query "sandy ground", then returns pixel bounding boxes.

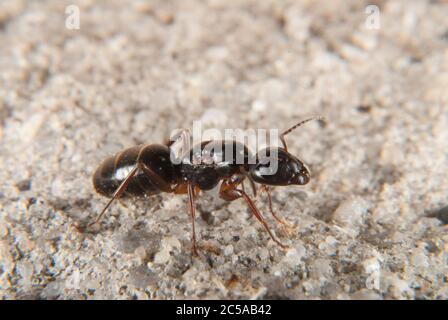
[0,0,447,299]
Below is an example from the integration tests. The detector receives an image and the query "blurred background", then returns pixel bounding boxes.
[0,0,447,299]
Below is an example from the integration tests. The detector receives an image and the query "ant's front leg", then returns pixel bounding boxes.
[260,185,295,230]
[219,177,288,249]
[84,165,139,230]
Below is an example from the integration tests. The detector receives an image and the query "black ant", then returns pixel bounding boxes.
[90,116,324,255]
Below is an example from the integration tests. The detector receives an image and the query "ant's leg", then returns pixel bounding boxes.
[240,167,256,197]
[187,183,199,256]
[246,174,257,197]
[173,182,188,194]
[139,163,174,193]
[260,185,294,228]
[88,166,139,228]
[280,116,325,151]
[219,181,288,249]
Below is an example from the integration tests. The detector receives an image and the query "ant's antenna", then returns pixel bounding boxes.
[280,115,326,151]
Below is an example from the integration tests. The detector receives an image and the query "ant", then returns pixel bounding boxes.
[90,116,324,255]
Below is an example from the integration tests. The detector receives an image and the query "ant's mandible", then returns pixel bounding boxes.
[90,116,324,255]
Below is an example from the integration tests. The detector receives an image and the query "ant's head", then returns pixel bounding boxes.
[249,147,310,186]
[248,115,324,186]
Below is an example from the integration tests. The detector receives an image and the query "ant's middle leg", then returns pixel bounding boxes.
[240,167,257,197]
[219,178,288,249]
[187,183,199,256]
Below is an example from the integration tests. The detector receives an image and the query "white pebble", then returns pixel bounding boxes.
[223,245,234,256]
[311,258,333,280]
[333,197,370,235]
[251,100,266,113]
[135,246,147,260]
[283,243,306,268]
[154,236,181,264]
[42,281,63,299]
[318,236,338,256]
[363,257,381,274]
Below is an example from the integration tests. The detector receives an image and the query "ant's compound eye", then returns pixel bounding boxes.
[290,168,310,185]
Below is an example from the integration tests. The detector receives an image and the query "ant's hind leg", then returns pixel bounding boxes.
[87,166,139,229]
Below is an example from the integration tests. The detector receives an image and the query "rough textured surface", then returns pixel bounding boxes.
[0,0,447,300]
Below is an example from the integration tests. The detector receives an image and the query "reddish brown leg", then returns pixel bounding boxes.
[260,185,293,228]
[173,183,200,195]
[174,183,189,194]
[187,183,199,256]
[240,167,257,197]
[139,163,173,193]
[88,166,139,228]
[246,174,257,197]
[220,179,288,249]
[89,163,174,229]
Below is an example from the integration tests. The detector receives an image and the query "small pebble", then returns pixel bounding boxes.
[223,245,234,256]
[434,206,448,224]
[15,179,31,192]
[333,197,371,235]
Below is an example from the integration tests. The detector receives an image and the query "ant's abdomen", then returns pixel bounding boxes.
[93,144,175,198]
